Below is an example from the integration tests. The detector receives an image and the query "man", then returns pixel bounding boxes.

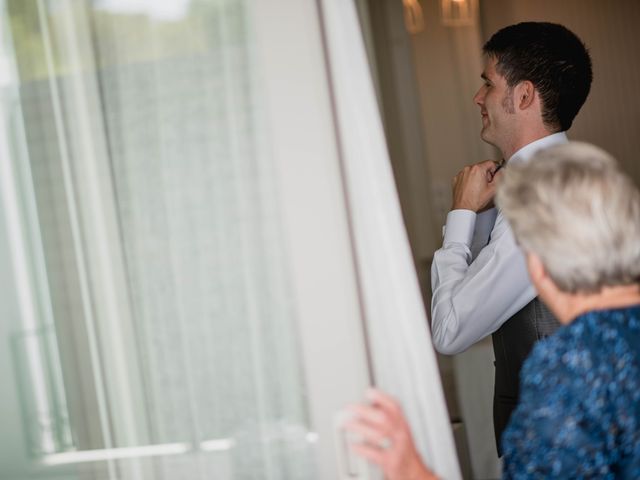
[430,22,593,451]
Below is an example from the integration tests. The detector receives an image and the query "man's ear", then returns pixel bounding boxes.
[516,81,535,110]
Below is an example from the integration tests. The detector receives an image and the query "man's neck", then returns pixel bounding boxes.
[500,126,556,160]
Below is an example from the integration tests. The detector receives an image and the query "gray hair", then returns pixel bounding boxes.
[496,142,640,293]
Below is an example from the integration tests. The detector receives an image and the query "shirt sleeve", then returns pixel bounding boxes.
[470,208,498,260]
[430,209,536,354]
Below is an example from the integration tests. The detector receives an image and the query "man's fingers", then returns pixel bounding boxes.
[451,159,503,211]
[485,168,494,182]
[478,158,499,169]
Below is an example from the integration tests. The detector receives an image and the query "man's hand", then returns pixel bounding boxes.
[343,389,438,480]
[451,159,504,212]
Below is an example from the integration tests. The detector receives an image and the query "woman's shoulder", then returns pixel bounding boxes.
[533,305,640,354]
[522,305,640,393]
[576,306,640,361]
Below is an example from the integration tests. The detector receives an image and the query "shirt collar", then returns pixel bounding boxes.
[507,131,569,165]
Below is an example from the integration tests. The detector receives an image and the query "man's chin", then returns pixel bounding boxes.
[479,131,500,151]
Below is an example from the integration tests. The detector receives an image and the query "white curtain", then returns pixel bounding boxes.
[4,0,314,478]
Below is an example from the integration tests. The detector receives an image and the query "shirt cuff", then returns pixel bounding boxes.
[443,209,476,246]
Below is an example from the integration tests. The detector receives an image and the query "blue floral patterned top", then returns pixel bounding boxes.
[502,305,640,479]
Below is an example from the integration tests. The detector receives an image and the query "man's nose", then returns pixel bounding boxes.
[473,88,484,106]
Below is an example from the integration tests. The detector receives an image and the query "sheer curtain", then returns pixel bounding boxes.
[3,0,314,478]
[319,0,460,477]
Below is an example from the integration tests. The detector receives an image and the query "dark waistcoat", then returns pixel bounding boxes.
[491,297,560,455]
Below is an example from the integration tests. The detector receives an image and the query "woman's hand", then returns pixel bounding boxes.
[343,389,439,480]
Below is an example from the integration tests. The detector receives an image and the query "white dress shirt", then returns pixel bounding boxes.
[430,132,568,354]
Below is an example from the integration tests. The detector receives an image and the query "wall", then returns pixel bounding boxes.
[361,0,441,265]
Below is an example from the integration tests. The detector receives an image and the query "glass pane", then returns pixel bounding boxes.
[0,1,318,478]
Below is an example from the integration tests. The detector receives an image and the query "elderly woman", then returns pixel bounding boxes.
[345,142,640,479]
